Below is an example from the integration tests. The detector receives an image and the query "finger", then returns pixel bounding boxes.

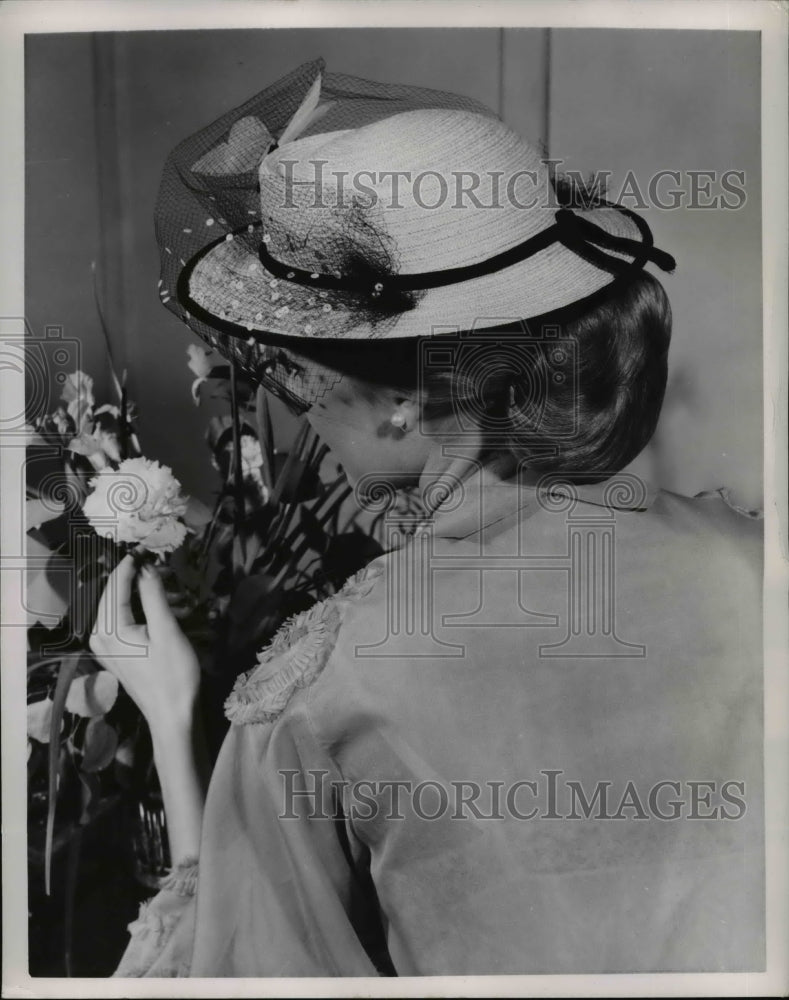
[137,563,179,638]
[94,553,137,638]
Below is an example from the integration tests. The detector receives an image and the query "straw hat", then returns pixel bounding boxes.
[156,60,674,403]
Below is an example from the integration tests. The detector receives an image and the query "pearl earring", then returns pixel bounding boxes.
[390,412,407,430]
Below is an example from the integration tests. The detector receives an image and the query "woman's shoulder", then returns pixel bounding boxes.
[223,482,764,730]
[222,534,479,731]
[223,556,389,728]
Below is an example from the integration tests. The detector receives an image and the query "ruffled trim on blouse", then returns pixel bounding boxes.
[159,856,200,896]
[113,893,196,977]
[225,561,385,726]
[126,899,186,947]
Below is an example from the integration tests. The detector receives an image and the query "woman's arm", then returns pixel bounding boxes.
[90,555,210,864]
[148,701,209,864]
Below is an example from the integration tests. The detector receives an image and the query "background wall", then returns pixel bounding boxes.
[26,28,762,509]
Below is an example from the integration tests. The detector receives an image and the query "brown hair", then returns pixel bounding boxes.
[277,272,672,483]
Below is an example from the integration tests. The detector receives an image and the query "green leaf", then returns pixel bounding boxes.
[81,718,118,773]
[45,655,80,895]
[26,497,66,531]
[77,771,102,824]
[26,534,70,629]
[228,573,274,624]
[270,421,311,506]
[27,697,62,743]
[168,545,203,590]
[299,506,329,555]
[323,530,385,587]
[63,823,84,976]
[272,457,322,505]
[24,423,48,447]
[232,532,246,579]
[197,545,224,602]
[184,495,212,531]
[91,259,125,405]
[114,738,135,769]
[64,672,119,718]
[206,415,233,452]
[255,387,275,492]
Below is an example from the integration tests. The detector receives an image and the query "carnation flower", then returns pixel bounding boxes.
[83,456,189,554]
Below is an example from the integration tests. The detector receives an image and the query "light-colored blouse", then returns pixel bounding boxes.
[114,469,763,977]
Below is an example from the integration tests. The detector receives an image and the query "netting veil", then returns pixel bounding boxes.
[155,59,497,410]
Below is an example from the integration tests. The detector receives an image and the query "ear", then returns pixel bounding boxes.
[390,395,422,428]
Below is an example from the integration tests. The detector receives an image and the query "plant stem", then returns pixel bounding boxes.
[254,386,275,492]
[229,367,245,570]
[45,656,80,896]
[63,824,83,977]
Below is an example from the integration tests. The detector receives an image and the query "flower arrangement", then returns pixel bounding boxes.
[27,365,154,903]
[26,338,383,953]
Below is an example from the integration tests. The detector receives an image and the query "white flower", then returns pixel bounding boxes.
[187,344,213,377]
[27,697,62,743]
[61,370,95,430]
[115,739,135,768]
[240,434,270,502]
[186,344,213,405]
[83,456,189,554]
[97,429,122,463]
[50,406,71,436]
[26,422,47,446]
[94,403,121,419]
[65,672,119,718]
[68,427,122,470]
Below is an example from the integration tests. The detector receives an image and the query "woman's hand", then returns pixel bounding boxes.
[89,553,201,734]
[91,553,209,863]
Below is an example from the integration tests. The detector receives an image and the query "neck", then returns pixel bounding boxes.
[417,437,516,516]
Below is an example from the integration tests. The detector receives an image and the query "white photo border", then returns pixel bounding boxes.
[1,2,786,997]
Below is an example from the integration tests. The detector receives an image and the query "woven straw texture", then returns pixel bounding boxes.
[156,59,646,409]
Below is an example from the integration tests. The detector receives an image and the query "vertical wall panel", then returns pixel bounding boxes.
[501,28,550,147]
[549,29,762,507]
[25,35,111,404]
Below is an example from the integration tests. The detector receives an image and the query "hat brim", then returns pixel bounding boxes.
[179,207,649,342]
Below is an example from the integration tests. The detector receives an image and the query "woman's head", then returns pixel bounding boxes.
[159,66,676,490]
[260,271,671,487]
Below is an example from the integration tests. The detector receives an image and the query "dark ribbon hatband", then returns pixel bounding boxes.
[257,207,676,299]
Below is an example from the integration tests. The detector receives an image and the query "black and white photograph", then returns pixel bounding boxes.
[1,1,787,995]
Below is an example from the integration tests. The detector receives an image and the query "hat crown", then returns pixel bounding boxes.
[260,109,554,275]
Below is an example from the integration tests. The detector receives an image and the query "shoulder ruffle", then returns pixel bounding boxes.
[224,560,385,726]
[159,856,199,897]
